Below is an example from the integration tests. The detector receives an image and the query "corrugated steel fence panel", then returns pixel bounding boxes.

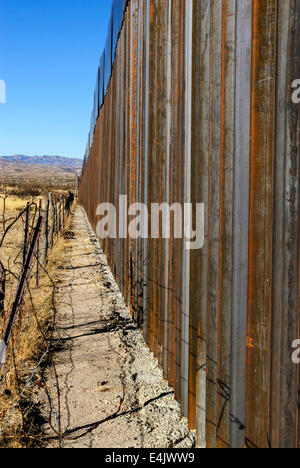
[79,0,300,448]
[271,0,300,449]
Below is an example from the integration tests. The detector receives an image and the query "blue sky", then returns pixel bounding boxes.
[0,0,112,159]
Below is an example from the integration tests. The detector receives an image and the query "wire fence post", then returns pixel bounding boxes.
[41,199,49,264]
[55,198,59,237]
[54,197,57,236]
[58,197,62,232]
[56,198,59,236]
[0,263,5,319]
[36,199,42,286]
[22,203,30,268]
[49,193,55,249]
[62,197,65,231]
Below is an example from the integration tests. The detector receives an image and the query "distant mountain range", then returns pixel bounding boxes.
[0,155,82,169]
[0,155,82,189]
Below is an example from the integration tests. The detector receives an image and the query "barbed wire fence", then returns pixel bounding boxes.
[0,192,72,447]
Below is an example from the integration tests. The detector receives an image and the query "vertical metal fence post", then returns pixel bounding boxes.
[54,197,58,236]
[0,263,5,318]
[49,193,55,249]
[58,197,62,232]
[62,197,65,230]
[23,202,30,268]
[36,199,42,287]
[41,199,50,264]
[230,0,252,449]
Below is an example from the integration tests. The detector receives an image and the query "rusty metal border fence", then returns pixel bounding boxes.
[79,0,300,449]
